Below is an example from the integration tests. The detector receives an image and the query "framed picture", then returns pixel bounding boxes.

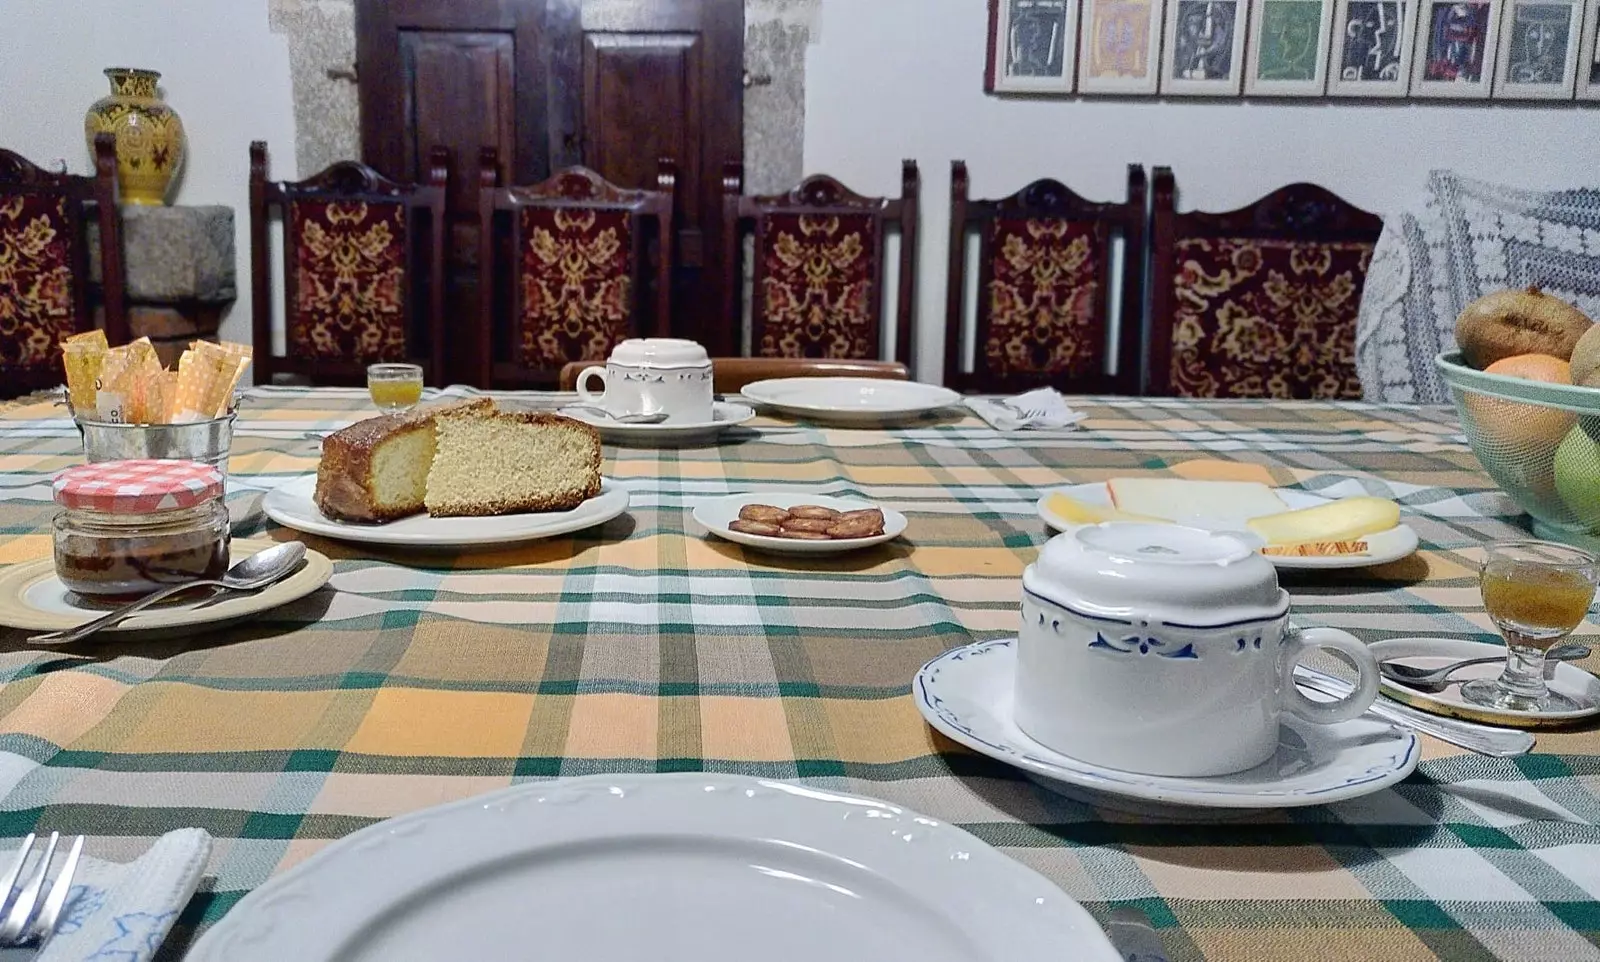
[1579,0,1600,98]
[1244,0,1337,94]
[1327,0,1419,95]
[987,0,1080,92]
[1494,0,1583,96]
[1160,0,1249,93]
[1078,0,1165,93]
[1410,0,1501,97]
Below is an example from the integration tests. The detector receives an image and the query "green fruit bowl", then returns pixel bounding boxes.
[1437,351,1600,549]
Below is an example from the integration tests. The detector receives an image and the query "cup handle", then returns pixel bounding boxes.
[576,366,607,403]
[1279,626,1380,725]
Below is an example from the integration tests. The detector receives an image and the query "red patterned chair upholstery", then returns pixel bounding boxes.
[721,162,919,364]
[476,151,675,388]
[1148,168,1382,399]
[944,162,1145,395]
[249,141,448,386]
[0,135,127,400]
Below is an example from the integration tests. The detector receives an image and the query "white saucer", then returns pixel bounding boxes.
[263,476,630,547]
[740,378,960,424]
[1373,636,1600,729]
[914,639,1419,816]
[0,539,332,635]
[558,401,756,444]
[693,492,907,555]
[1039,482,1420,570]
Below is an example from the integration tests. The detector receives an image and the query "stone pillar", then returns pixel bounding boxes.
[92,206,238,365]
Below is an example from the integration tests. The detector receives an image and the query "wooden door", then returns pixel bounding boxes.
[356,0,743,385]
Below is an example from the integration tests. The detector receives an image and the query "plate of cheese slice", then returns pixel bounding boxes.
[1037,479,1418,570]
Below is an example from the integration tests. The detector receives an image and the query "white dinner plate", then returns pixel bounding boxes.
[262,475,630,547]
[915,639,1419,816]
[189,773,1120,962]
[740,377,961,424]
[1372,636,1600,728]
[1038,482,1420,570]
[558,400,756,444]
[693,492,907,554]
[0,539,332,635]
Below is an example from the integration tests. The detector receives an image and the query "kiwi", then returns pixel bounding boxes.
[1572,324,1600,387]
[1455,286,1594,369]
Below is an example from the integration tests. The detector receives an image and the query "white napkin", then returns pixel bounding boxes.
[0,829,211,962]
[966,388,1086,431]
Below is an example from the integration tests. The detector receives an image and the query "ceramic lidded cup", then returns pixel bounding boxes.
[1015,523,1381,778]
[576,339,714,424]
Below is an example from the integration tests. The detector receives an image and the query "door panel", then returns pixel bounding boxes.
[577,0,742,347]
[403,31,515,214]
[357,0,742,384]
[583,34,696,199]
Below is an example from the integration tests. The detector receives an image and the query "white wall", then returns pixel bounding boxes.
[803,0,1600,380]
[5,0,1596,385]
[0,0,296,351]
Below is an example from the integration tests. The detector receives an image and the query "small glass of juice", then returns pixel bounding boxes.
[1463,540,1597,711]
[367,363,424,413]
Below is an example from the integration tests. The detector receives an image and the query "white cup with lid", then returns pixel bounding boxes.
[1015,523,1381,778]
[576,339,714,424]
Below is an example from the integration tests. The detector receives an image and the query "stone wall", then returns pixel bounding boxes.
[266,0,817,192]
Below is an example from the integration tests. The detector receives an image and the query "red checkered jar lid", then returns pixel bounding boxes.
[53,459,225,514]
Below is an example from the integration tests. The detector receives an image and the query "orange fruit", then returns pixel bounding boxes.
[1484,354,1572,383]
[1466,354,1575,512]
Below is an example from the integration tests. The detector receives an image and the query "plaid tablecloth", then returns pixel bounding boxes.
[1,386,1598,962]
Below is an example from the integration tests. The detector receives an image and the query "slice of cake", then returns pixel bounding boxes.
[424,408,602,518]
[313,397,492,523]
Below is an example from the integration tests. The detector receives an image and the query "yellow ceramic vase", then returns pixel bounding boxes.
[84,67,186,206]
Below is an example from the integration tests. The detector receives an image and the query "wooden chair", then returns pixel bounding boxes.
[722,161,919,364]
[477,151,676,389]
[249,141,448,386]
[558,357,909,395]
[1148,167,1383,399]
[944,162,1145,395]
[0,134,127,399]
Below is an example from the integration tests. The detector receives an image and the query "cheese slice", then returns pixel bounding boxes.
[1045,492,1168,526]
[1246,497,1400,546]
[1106,479,1286,523]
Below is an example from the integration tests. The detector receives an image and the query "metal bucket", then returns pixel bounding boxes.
[74,413,236,476]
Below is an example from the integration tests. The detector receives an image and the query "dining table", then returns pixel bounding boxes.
[0,384,1597,962]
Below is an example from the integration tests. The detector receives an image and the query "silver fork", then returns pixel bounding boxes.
[0,833,84,947]
[1000,400,1048,421]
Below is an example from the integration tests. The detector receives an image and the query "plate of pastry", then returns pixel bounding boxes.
[263,398,629,547]
[693,493,907,554]
[1038,478,1418,570]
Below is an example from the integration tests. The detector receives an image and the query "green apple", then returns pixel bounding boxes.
[1554,419,1600,530]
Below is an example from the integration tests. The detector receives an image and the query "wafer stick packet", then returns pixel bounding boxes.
[94,338,163,423]
[171,341,249,422]
[59,330,108,414]
[206,340,252,417]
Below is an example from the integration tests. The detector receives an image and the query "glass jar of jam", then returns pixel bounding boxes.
[52,459,230,599]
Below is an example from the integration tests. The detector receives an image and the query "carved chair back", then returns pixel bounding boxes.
[477,150,676,389]
[1148,167,1383,399]
[945,162,1146,395]
[0,134,127,399]
[722,162,919,364]
[249,140,449,386]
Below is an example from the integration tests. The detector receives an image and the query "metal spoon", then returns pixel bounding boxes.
[561,404,669,425]
[28,541,307,645]
[1381,643,1591,693]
